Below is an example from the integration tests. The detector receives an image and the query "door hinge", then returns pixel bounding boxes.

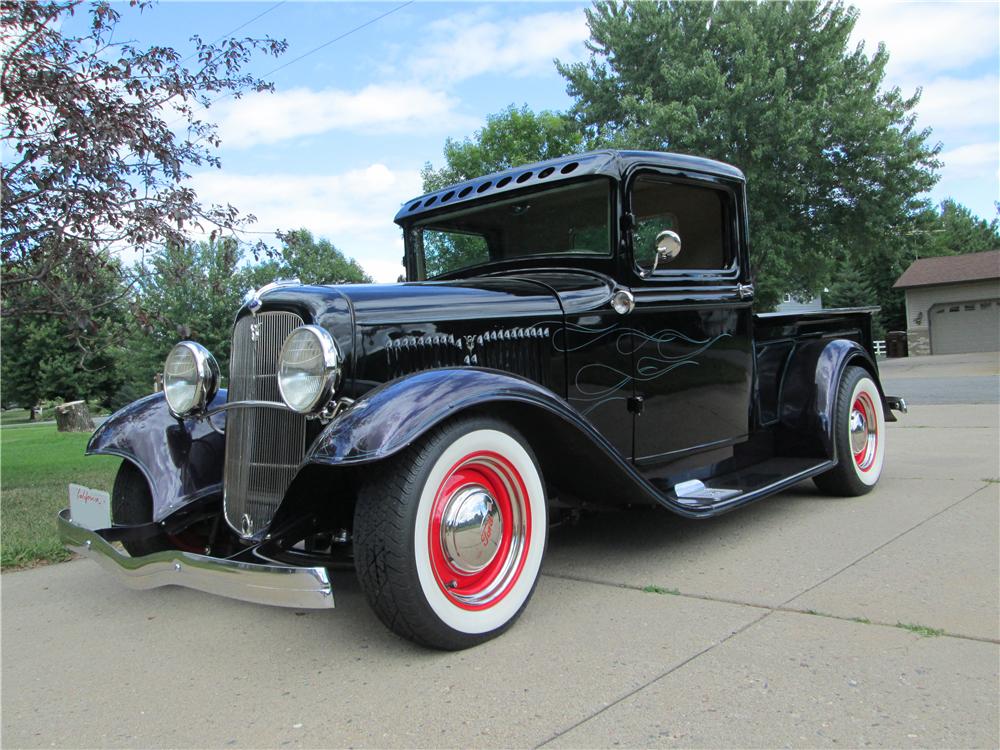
[627,395,644,415]
[620,212,636,232]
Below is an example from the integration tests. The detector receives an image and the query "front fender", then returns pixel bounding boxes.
[305,368,596,466]
[780,339,885,458]
[87,390,227,521]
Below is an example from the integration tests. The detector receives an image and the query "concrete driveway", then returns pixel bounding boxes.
[3,354,998,748]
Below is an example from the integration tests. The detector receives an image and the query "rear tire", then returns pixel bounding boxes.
[813,366,886,496]
[112,461,171,556]
[353,416,547,650]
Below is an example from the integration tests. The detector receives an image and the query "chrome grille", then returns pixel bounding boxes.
[223,312,306,538]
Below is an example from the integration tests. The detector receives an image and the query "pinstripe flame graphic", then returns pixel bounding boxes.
[531,320,731,416]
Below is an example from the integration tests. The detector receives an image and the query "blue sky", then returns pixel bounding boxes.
[72,1,999,281]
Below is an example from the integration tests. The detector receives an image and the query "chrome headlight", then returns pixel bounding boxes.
[277,325,342,414]
[163,342,220,417]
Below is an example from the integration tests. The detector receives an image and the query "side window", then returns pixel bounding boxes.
[631,176,729,273]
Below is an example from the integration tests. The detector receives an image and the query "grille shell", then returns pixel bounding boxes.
[223,312,307,539]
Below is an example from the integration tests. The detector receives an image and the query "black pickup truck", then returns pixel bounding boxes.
[59,150,906,649]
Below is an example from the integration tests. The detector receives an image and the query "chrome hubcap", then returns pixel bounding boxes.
[849,408,868,456]
[439,485,504,574]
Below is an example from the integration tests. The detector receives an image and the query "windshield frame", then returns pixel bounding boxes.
[403,177,615,281]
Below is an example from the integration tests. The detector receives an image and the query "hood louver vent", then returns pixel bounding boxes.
[386,328,551,386]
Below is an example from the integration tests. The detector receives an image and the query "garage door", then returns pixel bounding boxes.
[929,299,1000,354]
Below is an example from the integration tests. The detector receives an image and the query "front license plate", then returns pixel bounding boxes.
[69,484,112,531]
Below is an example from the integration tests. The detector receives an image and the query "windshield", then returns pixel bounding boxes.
[406,178,612,279]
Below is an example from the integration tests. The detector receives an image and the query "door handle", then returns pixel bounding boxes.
[737,283,754,300]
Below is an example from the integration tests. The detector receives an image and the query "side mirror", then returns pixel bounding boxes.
[651,230,682,272]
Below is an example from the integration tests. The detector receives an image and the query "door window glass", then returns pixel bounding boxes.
[632,177,729,272]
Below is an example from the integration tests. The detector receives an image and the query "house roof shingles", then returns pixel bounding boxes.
[893,250,1000,289]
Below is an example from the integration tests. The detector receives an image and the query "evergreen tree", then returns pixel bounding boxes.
[123,238,252,397]
[921,200,1000,257]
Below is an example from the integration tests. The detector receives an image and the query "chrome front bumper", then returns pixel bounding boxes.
[57,509,334,609]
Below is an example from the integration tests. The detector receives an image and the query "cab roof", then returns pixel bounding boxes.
[394,150,745,225]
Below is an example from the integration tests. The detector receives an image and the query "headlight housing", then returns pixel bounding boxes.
[163,341,220,417]
[277,325,342,414]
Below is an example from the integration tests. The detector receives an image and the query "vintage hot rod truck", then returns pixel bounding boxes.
[60,150,906,649]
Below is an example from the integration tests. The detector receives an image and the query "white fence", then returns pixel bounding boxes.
[873,340,886,357]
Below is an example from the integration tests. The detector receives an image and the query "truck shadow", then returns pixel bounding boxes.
[544,479,839,562]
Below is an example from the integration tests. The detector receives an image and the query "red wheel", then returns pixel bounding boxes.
[354,417,547,649]
[426,450,533,611]
[851,391,880,475]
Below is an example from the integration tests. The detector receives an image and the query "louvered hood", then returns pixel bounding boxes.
[237,271,616,400]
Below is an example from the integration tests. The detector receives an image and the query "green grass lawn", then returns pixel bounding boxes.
[1,407,55,426]
[2,405,109,426]
[1,424,119,569]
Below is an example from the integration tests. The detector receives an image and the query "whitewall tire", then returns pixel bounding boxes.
[814,366,886,496]
[353,416,547,650]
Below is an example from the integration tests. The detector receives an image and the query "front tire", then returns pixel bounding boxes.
[353,416,547,650]
[813,366,886,496]
[112,461,172,556]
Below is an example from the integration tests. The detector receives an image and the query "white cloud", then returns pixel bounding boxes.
[211,84,476,149]
[939,142,999,181]
[851,2,999,80]
[203,7,590,150]
[189,164,421,282]
[911,74,1000,132]
[405,9,589,86]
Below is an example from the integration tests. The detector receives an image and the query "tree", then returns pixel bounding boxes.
[276,229,372,285]
[115,230,369,401]
[421,105,586,192]
[122,238,255,396]
[1,0,286,343]
[558,1,941,308]
[919,200,1000,257]
[1,251,125,410]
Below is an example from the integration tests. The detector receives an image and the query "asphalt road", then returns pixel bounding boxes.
[880,351,1000,404]
[2,353,998,748]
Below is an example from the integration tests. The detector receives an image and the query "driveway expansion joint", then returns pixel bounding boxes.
[541,572,998,645]
[778,482,995,609]
[533,609,775,748]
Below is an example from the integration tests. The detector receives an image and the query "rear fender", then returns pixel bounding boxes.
[779,339,886,458]
[86,391,227,521]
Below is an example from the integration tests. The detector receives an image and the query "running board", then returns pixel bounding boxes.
[665,457,836,511]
